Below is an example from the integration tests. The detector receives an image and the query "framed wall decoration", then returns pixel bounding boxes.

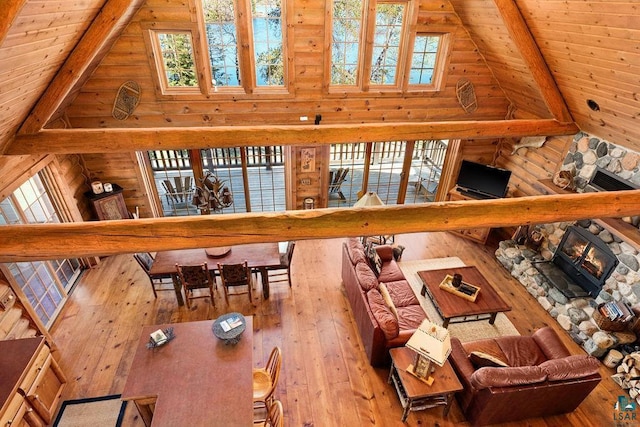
[301,148,315,171]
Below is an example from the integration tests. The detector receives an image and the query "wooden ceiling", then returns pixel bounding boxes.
[0,0,638,155]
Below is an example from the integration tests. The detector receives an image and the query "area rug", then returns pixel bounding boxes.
[52,394,127,427]
[398,258,520,341]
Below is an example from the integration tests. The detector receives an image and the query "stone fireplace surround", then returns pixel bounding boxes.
[496,220,639,358]
[494,131,640,359]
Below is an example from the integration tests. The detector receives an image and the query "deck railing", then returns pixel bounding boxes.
[149,147,286,171]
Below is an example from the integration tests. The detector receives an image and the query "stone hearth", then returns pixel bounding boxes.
[496,220,639,358]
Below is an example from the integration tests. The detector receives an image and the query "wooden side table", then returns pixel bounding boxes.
[388,347,462,422]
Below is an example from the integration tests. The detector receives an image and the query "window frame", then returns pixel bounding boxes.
[142,22,209,96]
[191,0,294,98]
[326,0,451,96]
[403,28,452,93]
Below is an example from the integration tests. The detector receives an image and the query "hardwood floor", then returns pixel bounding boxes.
[49,232,620,426]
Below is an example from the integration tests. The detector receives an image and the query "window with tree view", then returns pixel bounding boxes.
[252,0,284,86]
[331,0,363,85]
[157,32,198,88]
[202,0,241,87]
[370,3,405,85]
[410,35,442,85]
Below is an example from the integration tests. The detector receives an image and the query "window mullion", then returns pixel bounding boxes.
[236,0,256,93]
[361,0,377,91]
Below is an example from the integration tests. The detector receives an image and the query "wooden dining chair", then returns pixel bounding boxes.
[253,346,282,411]
[133,252,175,298]
[253,399,283,427]
[175,262,216,308]
[266,241,296,287]
[218,261,253,304]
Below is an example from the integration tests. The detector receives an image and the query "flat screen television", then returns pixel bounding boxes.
[455,160,512,199]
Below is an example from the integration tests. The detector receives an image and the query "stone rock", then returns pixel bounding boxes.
[610,147,626,158]
[557,314,573,330]
[621,152,640,170]
[596,141,609,157]
[538,296,553,311]
[568,307,589,323]
[620,254,640,272]
[620,242,638,255]
[548,287,569,305]
[583,339,607,357]
[617,264,630,275]
[598,229,614,243]
[582,151,598,165]
[592,331,615,349]
[578,320,599,335]
[577,137,590,152]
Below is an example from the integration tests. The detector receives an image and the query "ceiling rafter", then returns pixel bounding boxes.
[14,0,146,138]
[1,189,638,262]
[0,0,26,47]
[6,119,579,155]
[492,0,573,122]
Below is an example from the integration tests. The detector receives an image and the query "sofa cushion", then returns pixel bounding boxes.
[355,262,379,291]
[378,259,405,283]
[379,283,399,320]
[539,355,601,381]
[367,289,399,339]
[346,238,368,265]
[470,366,547,389]
[396,305,427,330]
[470,351,509,368]
[496,335,548,367]
[383,280,419,307]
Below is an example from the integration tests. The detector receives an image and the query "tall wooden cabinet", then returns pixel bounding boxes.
[0,337,66,426]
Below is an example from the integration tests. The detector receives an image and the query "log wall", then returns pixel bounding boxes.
[63,0,511,129]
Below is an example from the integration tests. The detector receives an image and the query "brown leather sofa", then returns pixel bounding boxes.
[449,326,602,426]
[341,238,426,366]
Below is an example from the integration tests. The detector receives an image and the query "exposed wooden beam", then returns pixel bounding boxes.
[493,0,573,123]
[0,0,26,46]
[7,119,579,154]
[15,0,146,137]
[1,190,638,262]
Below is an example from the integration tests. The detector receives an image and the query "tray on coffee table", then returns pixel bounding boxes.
[439,275,480,302]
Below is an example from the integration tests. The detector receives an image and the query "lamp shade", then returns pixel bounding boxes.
[406,319,451,367]
[353,191,384,207]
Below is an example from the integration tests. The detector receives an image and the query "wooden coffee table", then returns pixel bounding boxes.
[388,347,463,422]
[418,266,511,327]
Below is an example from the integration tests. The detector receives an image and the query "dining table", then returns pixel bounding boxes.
[121,318,253,426]
[149,242,282,304]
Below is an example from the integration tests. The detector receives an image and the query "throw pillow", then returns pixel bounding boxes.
[366,244,382,276]
[469,351,509,368]
[379,283,399,320]
[391,245,405,261]
[367,289,399,339]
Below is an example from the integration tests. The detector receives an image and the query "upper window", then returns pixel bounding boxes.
[151,30,200,93]
[329,0,448,93]
[200,0,287,93]
[370,3,405,86]
[202,0,241,88]
[409,34,442,85]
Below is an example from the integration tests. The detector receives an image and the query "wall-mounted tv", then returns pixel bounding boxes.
[455,160,512,199]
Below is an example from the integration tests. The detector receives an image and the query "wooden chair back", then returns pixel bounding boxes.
[266,400,283,427]
[176,262,215,307]
[133,253,174,298]
[218,261,253,303]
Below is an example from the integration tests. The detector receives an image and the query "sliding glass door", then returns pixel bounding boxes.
[0,173,83,327]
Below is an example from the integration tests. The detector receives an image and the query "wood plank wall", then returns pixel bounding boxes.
[63,0,511,128]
